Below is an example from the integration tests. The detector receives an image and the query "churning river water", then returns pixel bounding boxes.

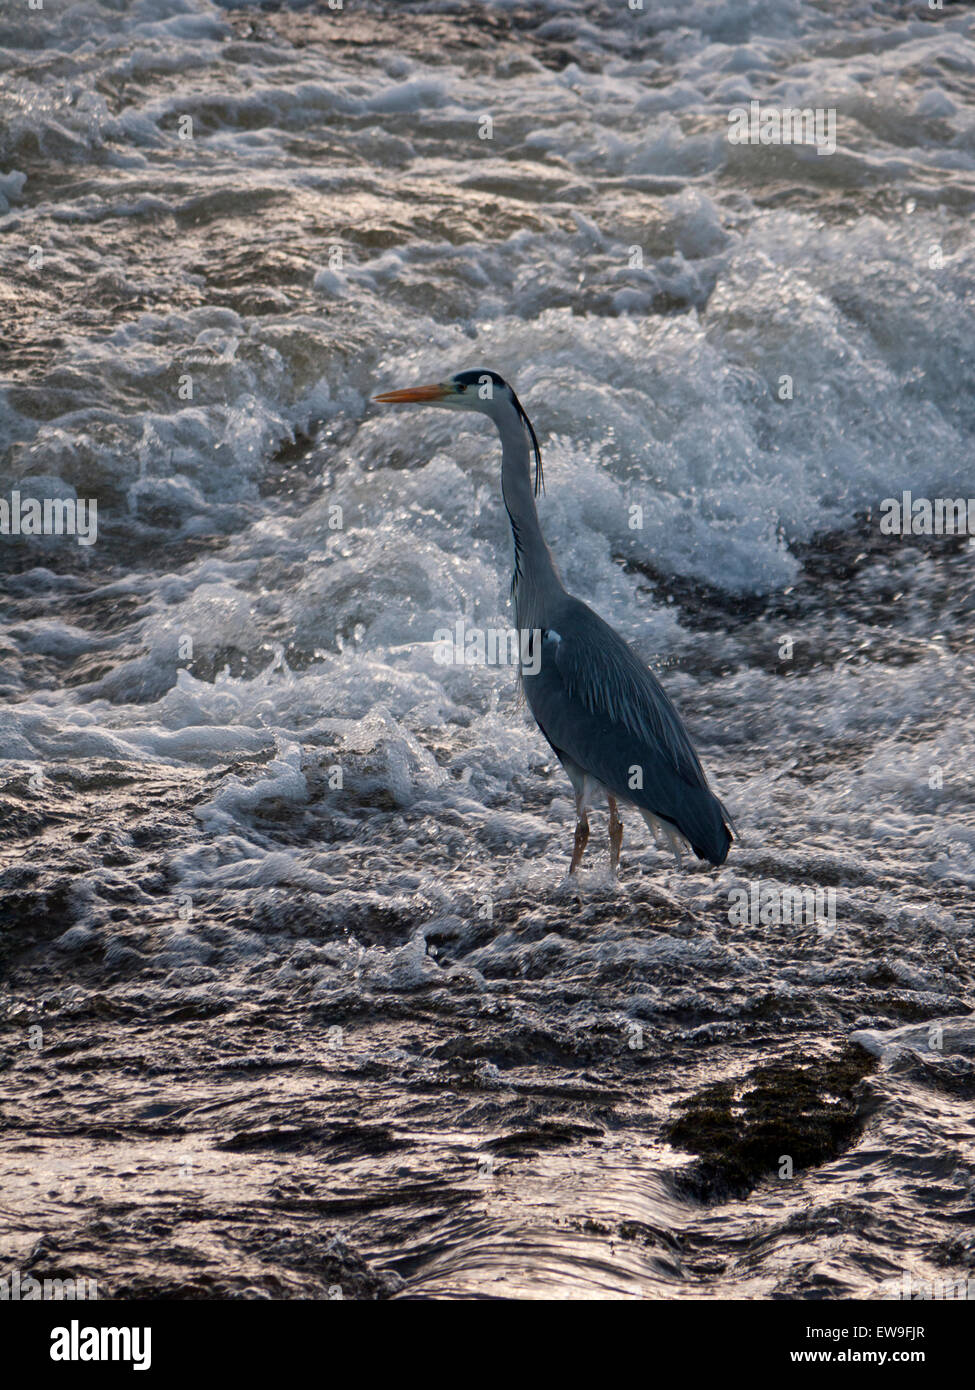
[2,0,975,1300]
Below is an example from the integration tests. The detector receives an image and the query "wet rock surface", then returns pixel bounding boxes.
[667,1047,877,1201]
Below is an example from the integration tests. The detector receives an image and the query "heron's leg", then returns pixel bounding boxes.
[608,795,623,874]
[569,802,590,875]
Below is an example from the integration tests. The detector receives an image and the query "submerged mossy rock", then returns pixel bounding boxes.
[667,1045,876,1201]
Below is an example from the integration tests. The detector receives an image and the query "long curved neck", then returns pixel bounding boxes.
[495,397,562,621]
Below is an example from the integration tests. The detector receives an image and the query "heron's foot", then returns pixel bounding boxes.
[569,813,590,874]
[608,795,623,875]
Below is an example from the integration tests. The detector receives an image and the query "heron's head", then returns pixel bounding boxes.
[374,368,511,414]
[374,368,543,493]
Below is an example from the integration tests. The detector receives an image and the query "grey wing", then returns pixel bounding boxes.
[523,598,732,864]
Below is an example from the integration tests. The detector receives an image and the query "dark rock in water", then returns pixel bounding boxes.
[666,1046,877,1201]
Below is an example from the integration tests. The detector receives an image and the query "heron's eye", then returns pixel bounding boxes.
[456,383,467,393]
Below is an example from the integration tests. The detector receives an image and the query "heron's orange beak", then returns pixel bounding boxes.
[373,382,452,404]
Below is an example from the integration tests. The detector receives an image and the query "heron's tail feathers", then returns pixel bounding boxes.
[639,789,732,868]
[699,814,733,867]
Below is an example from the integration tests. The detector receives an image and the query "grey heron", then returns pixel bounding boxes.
[374,370,733,875]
